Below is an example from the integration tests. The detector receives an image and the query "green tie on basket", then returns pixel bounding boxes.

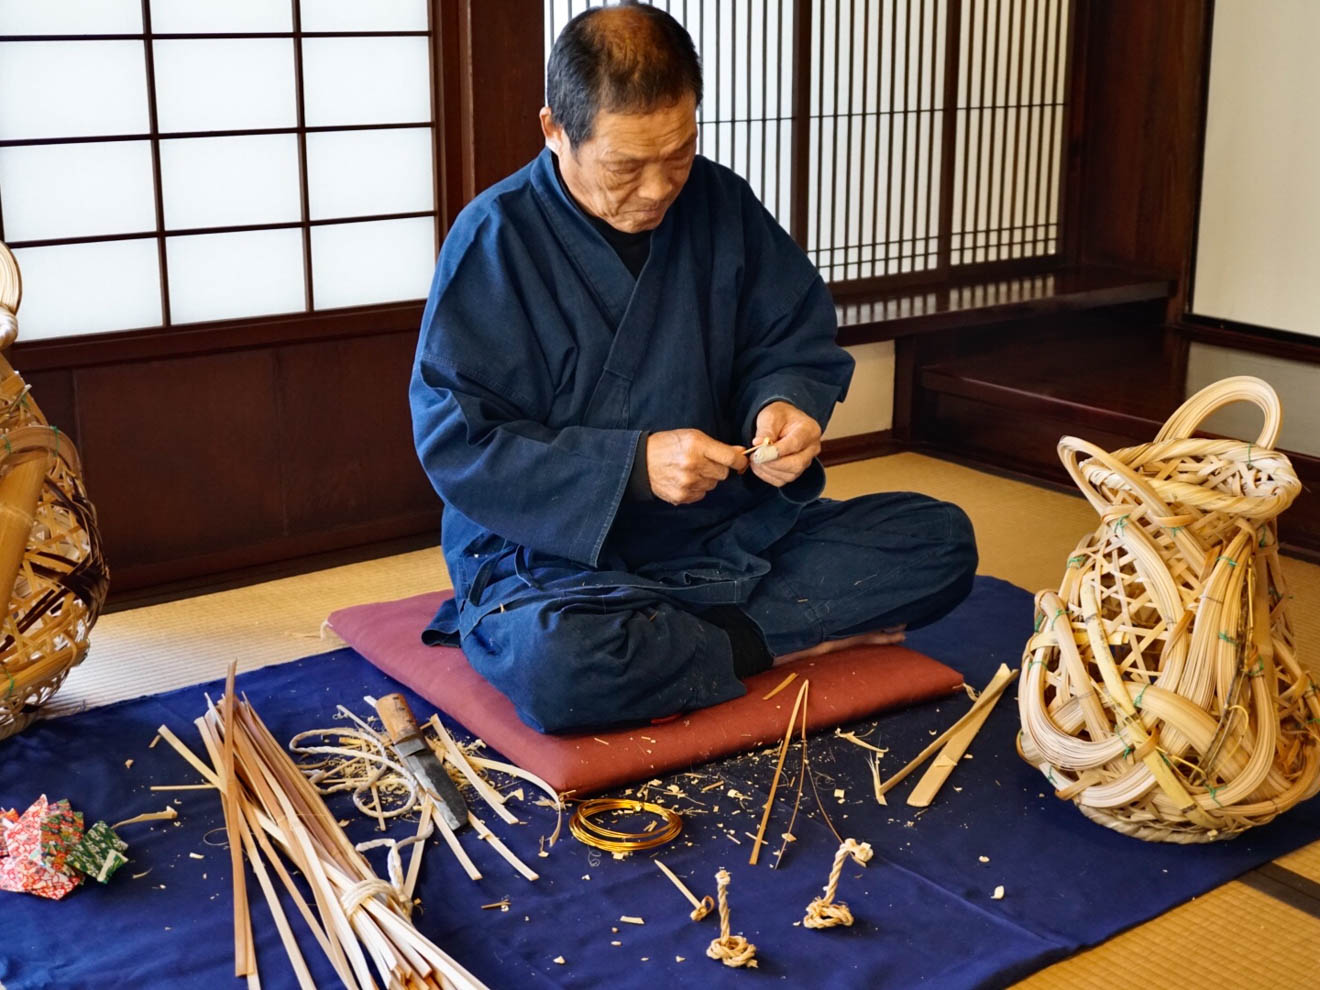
[1018,376,1320,843]
[0,242,109,741]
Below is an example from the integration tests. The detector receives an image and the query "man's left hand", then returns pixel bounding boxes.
[751,401,822,487]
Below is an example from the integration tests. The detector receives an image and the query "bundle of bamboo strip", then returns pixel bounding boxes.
[158,667,490,990]
[1018,377,1320,842]
[0,242,108,740]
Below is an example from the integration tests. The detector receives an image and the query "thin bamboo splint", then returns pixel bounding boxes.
[0,242,108,740]
[1018,376,1320,842]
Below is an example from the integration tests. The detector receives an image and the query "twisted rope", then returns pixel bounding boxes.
[691,894,715,922]
[338,877,401,917]
[803,837,873,929]
[705,869,757,968]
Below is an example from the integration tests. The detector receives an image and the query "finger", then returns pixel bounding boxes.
[775,418,821,457]
[696,458,732,482]
[753,450,813,486]
[702,440,749,472]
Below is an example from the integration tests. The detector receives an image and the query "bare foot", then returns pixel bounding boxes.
[773,626,906,665]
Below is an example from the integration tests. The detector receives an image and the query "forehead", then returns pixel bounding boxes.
[586,95,698,160]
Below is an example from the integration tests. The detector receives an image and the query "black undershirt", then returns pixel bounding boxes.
[553,155,652,279]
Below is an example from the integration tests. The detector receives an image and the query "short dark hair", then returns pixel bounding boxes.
[546,2,702,148]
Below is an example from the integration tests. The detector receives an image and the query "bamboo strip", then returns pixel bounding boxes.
[426,715,520,825]
[875,664,1016,803]
[432,805,482,882]
[219,663,254,978]
[748,679,809,866]
[907,666,1014,807]
[469,813,538,882]
[761,672,798,701]
[196,713,318,990]
[404,799,434,902]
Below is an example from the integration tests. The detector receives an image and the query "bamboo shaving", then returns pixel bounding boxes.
[112,806,179,829]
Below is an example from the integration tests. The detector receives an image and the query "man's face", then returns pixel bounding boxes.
[541,93,698,234]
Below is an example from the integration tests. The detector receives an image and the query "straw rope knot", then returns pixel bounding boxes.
[802,837,872,929]
[339,877,400,917]
[705,869,757,968]
[690,894,715,922]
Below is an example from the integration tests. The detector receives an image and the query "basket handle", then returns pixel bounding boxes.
[1153,376,1282,449]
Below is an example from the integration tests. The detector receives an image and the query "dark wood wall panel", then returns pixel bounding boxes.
[277,332,435,534]
[76,350,286,569]
[456,0,547,200]
[1074,0,1211,316]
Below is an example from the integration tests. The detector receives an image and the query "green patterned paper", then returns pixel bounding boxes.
[66,821,129,883]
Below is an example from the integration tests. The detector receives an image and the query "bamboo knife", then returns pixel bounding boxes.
[375,693,469,831]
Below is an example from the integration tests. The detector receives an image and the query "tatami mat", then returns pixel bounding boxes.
[47,546,451,717]
[37,450,1320,989]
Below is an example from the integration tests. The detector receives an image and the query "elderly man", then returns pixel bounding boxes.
[410,3,976,733]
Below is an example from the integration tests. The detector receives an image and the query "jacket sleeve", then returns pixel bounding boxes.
[410,216,639,568]
[730,192,855,442]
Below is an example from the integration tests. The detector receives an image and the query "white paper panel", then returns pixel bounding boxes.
[0,41,149,140]
[0,0,141,34]
[9,240,160,340]
[149,0,291,34]
[160,135,301,230]
[1192,0,1320,336]
[301,37,431,127]
[152,39,296,133]
[311,217,434,309]
[0,141,155,241]
[167,229,305,323]
[299,0,428,32]
[306,128,433,220]
[1186,344,1320,457]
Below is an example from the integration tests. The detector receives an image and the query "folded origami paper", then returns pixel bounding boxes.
[0,796,84,900]
[67,821,129,883]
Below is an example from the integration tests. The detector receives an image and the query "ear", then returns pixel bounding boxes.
[539,107,564,155]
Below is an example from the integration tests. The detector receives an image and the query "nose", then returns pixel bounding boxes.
[638,165,676,206]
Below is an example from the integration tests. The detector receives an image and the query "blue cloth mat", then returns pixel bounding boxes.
[3,575,1318,990]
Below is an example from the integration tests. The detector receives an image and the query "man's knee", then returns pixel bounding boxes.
[467,603,693,733]
[940,501,978,583]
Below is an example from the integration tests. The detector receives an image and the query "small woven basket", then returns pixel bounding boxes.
[0,243,109,740]
[1018,376,1320,842]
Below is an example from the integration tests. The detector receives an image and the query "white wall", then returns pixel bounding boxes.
[826,341,896,438]
[1185,344,1320,457]
[1192,0,1320,335]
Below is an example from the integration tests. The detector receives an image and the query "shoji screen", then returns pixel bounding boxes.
[1192,0,1320,336]
[0,0,438,341]
[544,0,1071,288]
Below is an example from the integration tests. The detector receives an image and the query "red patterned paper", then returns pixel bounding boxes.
[0,795,83,901]
[0,808,18,856]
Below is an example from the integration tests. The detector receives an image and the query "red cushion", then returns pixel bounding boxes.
[328,592,965,794]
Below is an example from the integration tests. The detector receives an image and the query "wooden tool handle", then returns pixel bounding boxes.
[375,693,423,746]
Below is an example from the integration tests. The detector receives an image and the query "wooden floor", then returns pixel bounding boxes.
[52,451,1320,988]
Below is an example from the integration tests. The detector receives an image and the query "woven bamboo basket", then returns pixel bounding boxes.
[0,242,109,741]
[1017,376,1320,842]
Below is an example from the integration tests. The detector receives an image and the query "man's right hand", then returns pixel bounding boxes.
[646,429,749,505]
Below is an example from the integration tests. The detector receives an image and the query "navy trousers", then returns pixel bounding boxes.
[453,492,977,732]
